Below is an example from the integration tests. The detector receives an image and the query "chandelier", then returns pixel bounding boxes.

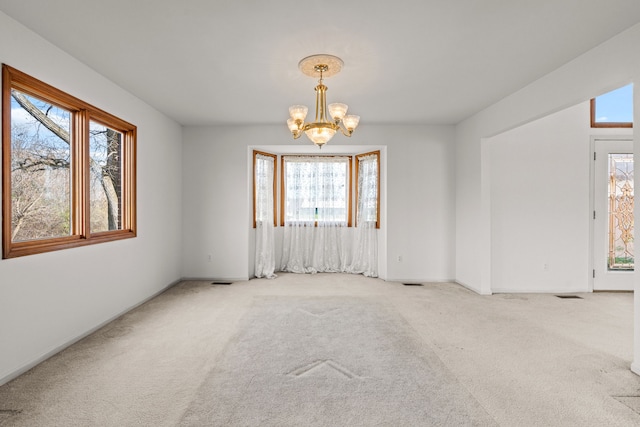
[287,54,360,148]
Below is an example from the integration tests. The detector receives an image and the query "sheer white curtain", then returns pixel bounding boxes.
[280,156,352,273]
[254,153,277,278]
[348,153,378,277]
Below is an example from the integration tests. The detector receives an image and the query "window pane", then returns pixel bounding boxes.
[594,84,633,124]
[357,154,379,223]
[89,121,122,232]
[10,90,71,242]
[254,153,275,224]
[284,157,349,223]
[608,153,634,270]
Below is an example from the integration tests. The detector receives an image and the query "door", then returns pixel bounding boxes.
[593,139,634,291]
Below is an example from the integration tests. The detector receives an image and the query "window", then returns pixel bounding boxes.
[607,153,634,270]
[253,150,276,227]
[2,64,136,258]
[591,83,633,128]
[355,151,380,228]
[281,156,352,226]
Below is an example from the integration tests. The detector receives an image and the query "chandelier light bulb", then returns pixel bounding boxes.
[328,103,348,121]
[342,115,360,132]
[289,105,308,122]
[287,118,299,132]
[305,127,336,147]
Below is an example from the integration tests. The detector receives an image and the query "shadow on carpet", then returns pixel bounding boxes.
[179,296,496,426]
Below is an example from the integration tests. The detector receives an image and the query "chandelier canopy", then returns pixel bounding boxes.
[287,54,360,148]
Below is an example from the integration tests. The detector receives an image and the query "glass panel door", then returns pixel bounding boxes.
[593,139,634,291]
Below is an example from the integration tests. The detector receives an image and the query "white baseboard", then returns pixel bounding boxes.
[631,362,640,377]
[181,276,249,283]
[491,287,588,294]
[385,278,456,284]
[0,279,181,387]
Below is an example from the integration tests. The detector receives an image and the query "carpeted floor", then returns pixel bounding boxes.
[180,296,495,426]
[0,273,639,426]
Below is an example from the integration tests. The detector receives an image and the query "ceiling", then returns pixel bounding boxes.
[1,1,640,127]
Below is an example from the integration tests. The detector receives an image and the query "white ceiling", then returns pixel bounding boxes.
[1,0,640,126]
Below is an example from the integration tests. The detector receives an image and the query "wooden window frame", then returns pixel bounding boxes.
[2,64,137,259]
[252,150,277,228]
[355,150,381,229]
[590,98,633,128]
[280,155,352,227]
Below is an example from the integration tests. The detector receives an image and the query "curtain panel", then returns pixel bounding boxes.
[254,153,277,278]
[347,153,378,277]
[280,156,352,273]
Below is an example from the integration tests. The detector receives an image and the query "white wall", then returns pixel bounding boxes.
[489,102,633,293]
[455,23,640,294]
[182,124,456,283]
[489,103,591,293]
[0,12,183,384]
[381,125,456,282]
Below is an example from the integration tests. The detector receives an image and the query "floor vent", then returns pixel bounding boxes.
[403,283,424,287]
[555,295,583,299]
[211,282,233,285]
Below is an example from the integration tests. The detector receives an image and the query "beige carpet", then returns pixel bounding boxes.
[180,296,495,426]
[0,273,639,426]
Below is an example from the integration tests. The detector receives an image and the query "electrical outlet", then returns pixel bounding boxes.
[397,255,402,262]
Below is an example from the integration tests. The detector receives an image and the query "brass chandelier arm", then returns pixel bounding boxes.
[336,122,355,137]
[290,120,354,137]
